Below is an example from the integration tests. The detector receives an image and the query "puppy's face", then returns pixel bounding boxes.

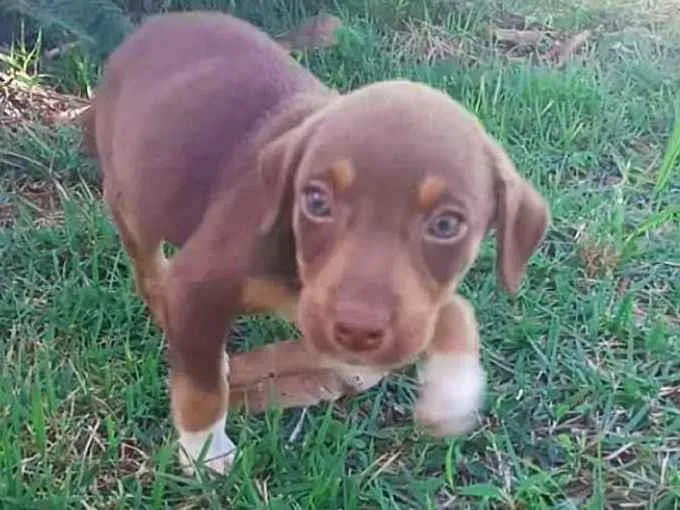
[260,81,549,368]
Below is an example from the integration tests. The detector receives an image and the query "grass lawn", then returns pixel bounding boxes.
[1,0,679,508]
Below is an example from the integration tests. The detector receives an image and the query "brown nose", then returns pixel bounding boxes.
[332,302,390,352]
[334,322,385,352]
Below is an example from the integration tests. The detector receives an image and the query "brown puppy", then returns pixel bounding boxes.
[83,11,550,475]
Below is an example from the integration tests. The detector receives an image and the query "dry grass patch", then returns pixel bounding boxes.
[388,19,464,64]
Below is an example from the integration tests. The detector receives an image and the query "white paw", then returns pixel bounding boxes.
[414,354,485,437]
[178,414,237,476]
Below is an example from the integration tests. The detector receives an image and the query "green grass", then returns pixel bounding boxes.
[1,0,680,508]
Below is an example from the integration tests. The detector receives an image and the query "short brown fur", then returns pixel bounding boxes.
[85,11,550,474]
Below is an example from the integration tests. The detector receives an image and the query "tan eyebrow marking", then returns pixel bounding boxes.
[328,159,355,192]
[417,175,447,211]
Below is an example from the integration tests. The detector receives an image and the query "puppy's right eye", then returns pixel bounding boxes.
[424,208,467,243]
[301,183,333,220]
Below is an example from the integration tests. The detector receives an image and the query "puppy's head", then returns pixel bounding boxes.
[259,81,549,368]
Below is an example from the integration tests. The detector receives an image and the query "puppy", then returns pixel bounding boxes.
[82,11,550,475]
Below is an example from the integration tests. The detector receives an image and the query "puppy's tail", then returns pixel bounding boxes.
[78,102,98,159]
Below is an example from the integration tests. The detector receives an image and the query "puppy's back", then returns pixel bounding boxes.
[93,12,325,247]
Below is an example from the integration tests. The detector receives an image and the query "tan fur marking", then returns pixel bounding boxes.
[328,159,355,192]
[417,175,447,211]
[294,234,354,359]
[171,372,227,432]
[388,250,443,361]
[241,278,299,320]
[136,247,170,330]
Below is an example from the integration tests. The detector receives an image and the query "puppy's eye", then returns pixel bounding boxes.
[301,183,333,219]
[426,210,465,241]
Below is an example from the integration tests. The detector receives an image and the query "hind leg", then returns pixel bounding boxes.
[227,338,387,413]
[105,190,170,331]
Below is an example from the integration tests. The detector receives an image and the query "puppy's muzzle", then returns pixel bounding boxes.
[331,300,392,353]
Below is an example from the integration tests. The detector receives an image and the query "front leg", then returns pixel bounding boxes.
[170,358,235,476]
[414,294,486,437]
[164,266,244,477]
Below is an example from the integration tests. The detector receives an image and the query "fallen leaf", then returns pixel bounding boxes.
[494,12,549,31]
[275,13,343,51]
[493,28,548,47]
[544,30,592,66]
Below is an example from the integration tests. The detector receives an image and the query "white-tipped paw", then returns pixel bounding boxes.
[414,354,486,437]
[178,416,237,477]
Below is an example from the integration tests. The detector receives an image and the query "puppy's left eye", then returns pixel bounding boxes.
[426,210,465,241]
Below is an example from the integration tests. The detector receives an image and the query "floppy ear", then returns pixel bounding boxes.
[258,126,309,234]
[257,97,330,234]
[487,137,550,294]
